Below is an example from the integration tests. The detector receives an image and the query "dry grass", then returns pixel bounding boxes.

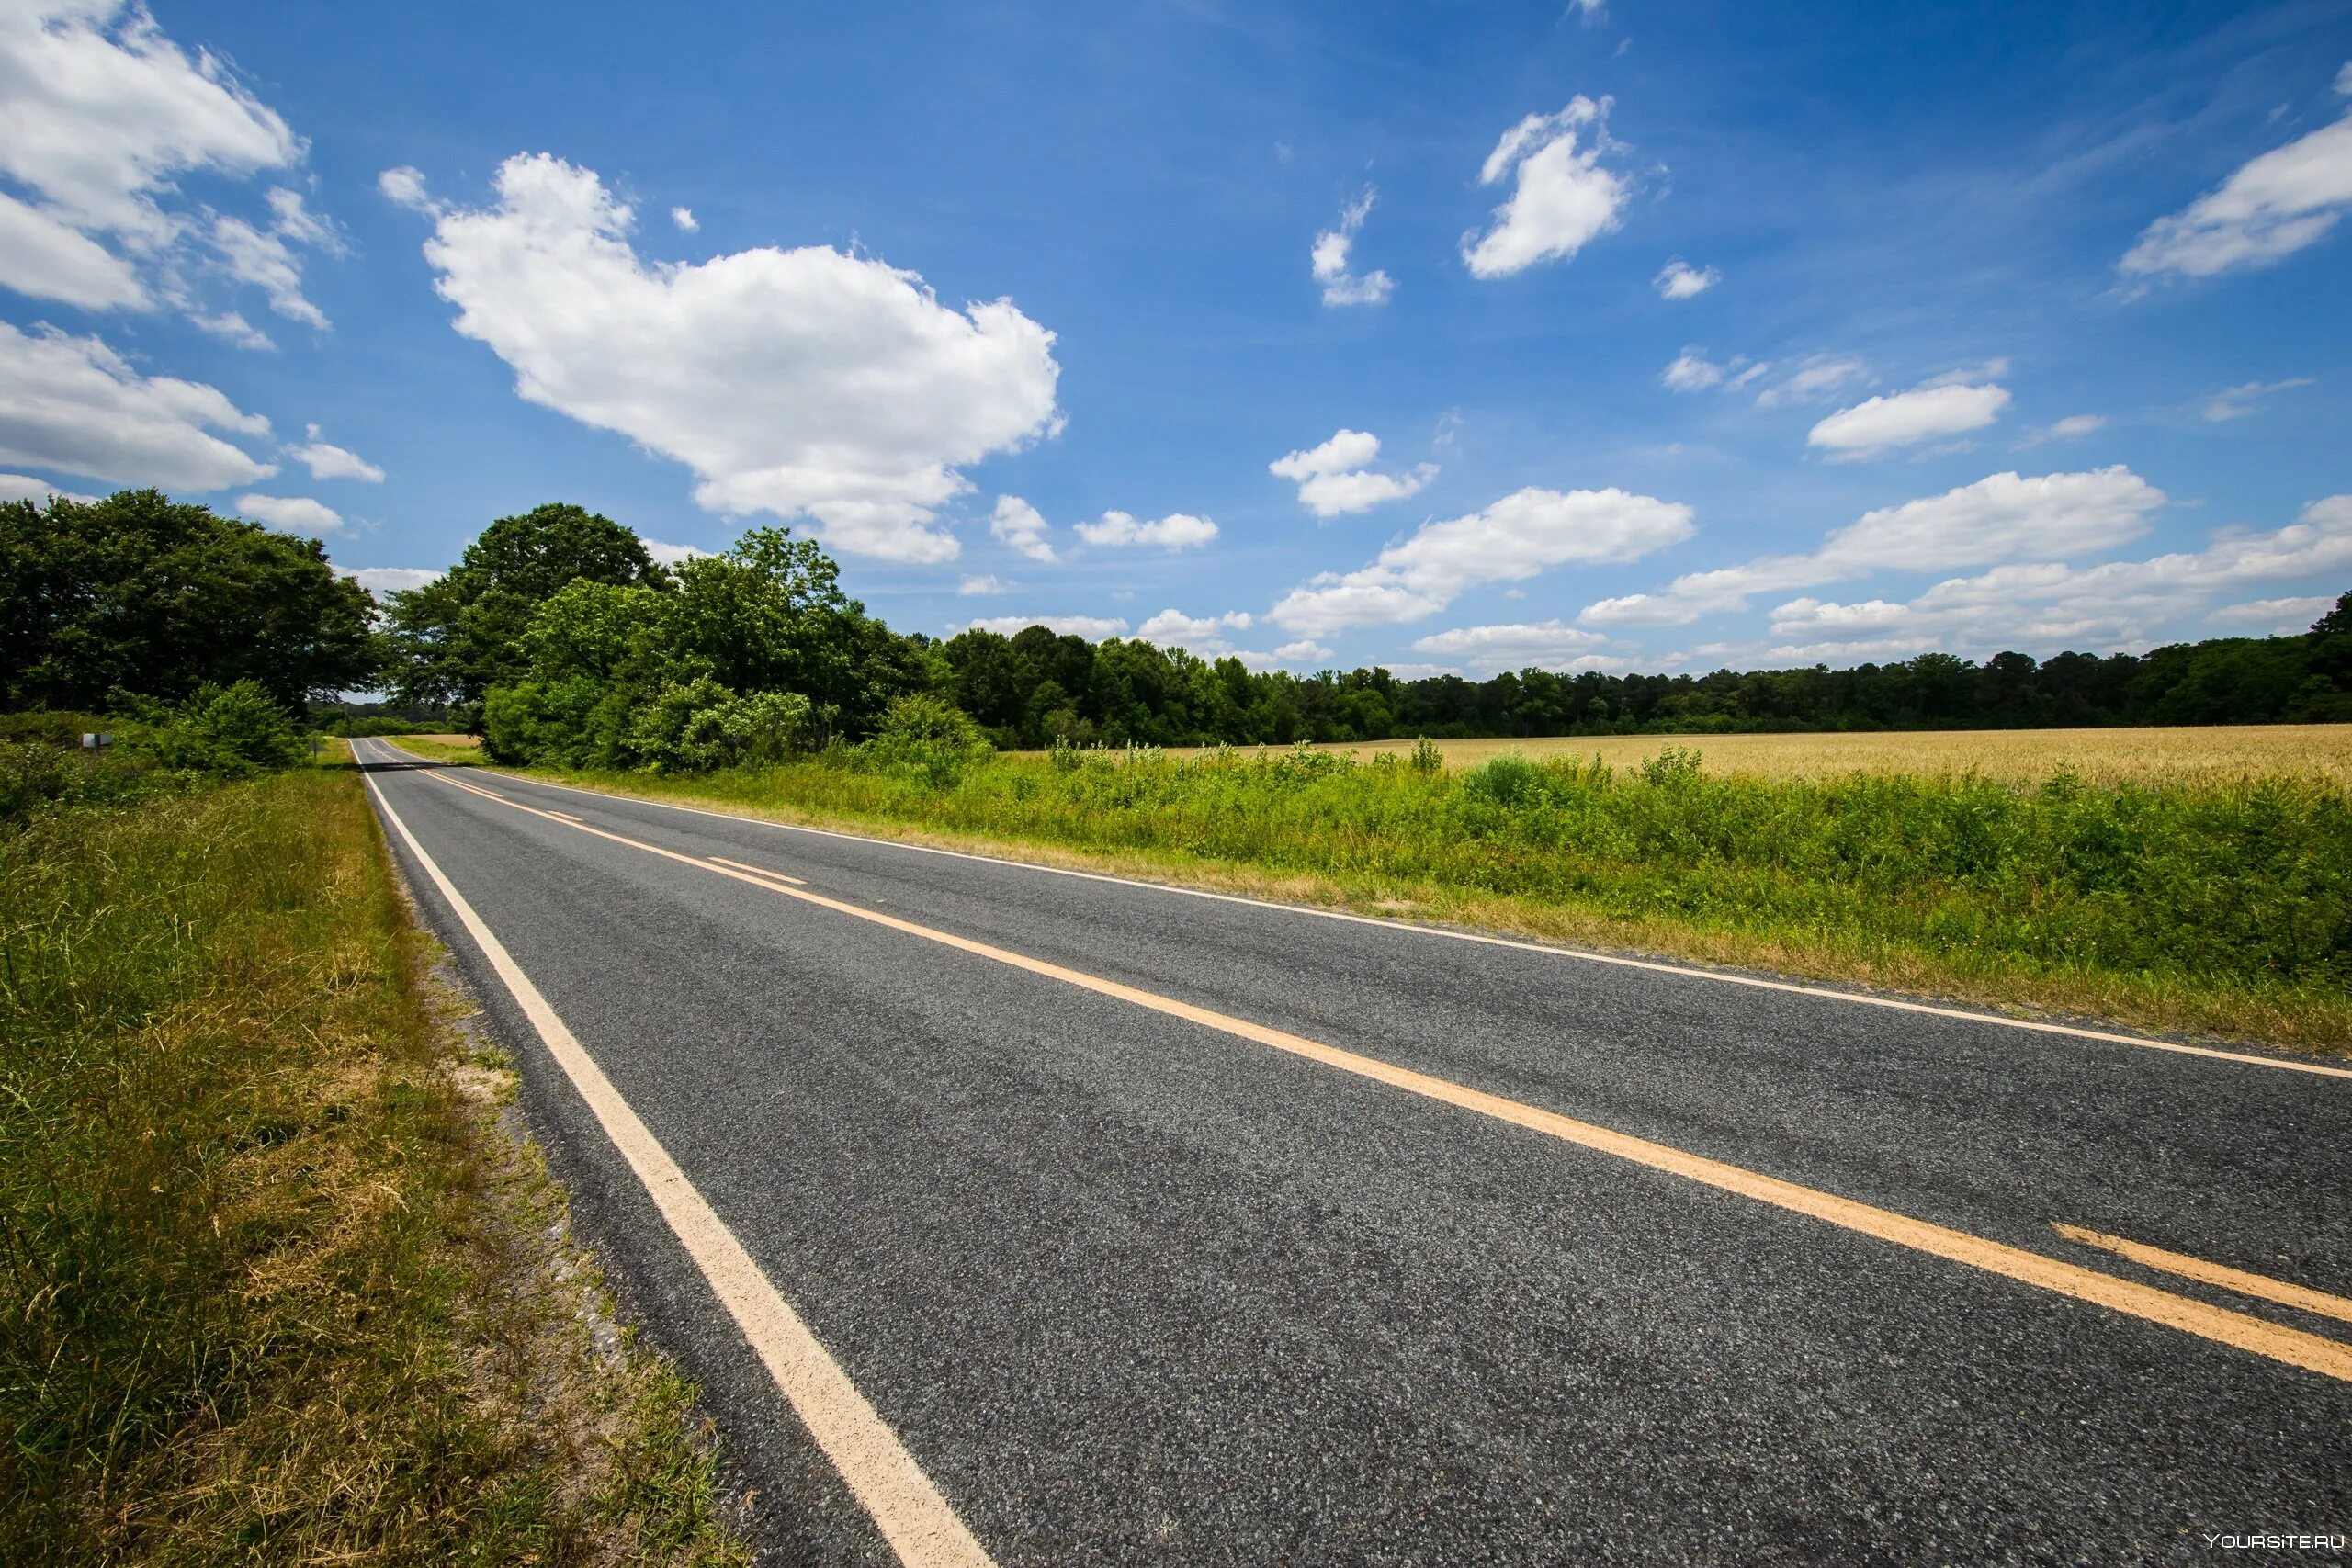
[0,748,747,1564]
[1058,725,2352,787]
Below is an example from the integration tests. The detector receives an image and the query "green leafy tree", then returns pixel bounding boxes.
[0,490,375,712]
[381,503,655,714]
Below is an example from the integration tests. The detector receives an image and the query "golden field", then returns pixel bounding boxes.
[1247,725,2352,787]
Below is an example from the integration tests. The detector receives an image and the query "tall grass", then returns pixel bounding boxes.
[0,763,743,1562]
[523,742,2352,1050]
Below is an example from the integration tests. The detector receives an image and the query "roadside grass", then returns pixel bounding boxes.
[0,750,746,1564]
[417,739,2352,1055]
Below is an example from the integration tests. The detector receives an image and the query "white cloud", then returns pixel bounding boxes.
[235,492,344,535]
[1408,618,1624,673]
[0,190,146,308]
[2121,71,2352,278]
[1661,348,1724,391]
[2200,377,2313,422]
[671,205,697,232]
[378,165,435,212]
[1462,96,1634,279]
[191,310,270,350]
[989,494,1056,561]
[957,573,1012,595]
[1653,258,1717,299]
[1271,486,1694,637]
[0,321,275,491]
[1581,467,2165,626]
[0,3,333,325]
[1754,355,1869,407]
[1760,495,2352,660]
[339,565,440,595]
[1807,378,2012,458]
[411,153,1061,564]
[0,471,98,504]
[1311,189,1393,306]
[1136,607,1253,649]
[1268,427,1436,517]
[1072,509,1217,549]
[1269,639,1332,662]
[956,614,1129,639]
[2021,413,2105,446]
[288,423,383,482]
[641,537,712,566]
[2208,594,2333,627]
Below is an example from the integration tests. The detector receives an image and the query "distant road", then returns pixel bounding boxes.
[354,738,2352,1565]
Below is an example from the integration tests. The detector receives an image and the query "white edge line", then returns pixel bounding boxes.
[357,748,996,1568]
[377,740,2352,1081]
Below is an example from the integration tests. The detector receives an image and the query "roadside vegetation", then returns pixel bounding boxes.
[420,731,2352,1053]
[0,747,746,1563]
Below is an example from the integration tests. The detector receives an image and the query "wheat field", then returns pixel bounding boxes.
[1261,726,2352,786]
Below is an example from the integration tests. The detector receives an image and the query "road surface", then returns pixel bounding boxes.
[352,738,2352,1565]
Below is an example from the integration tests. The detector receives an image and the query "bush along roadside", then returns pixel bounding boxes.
[0,755,747,1564]
[445,739,2352,1054]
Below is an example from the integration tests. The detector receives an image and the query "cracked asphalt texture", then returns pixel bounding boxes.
[354,740,2352,1566]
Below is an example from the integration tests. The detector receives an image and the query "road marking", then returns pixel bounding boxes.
[358,750,996,1568]
[2053,1223,2352,1326]
[710,853,808,886]
[386,750,2352,1384]
[546,808,583,823]
[381,742,2352,1083]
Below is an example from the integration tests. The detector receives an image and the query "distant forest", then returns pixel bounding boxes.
[935,610,2352,748]
[6,491,2349,751]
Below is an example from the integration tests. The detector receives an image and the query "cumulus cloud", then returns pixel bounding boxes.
[0,471,98,504]
[1136,608,1252,648]
[956,614,1129,639]
[1653,258,1717,299]
[0,3,334,327]
[0,321,275,491]
[2201,377,2312,422]
[1761,495,2352,660]
[1807,378,2012,458]
[671,206,697,232]
[1072,509,1217,549]
[1462,96,1634,278]
[407,152,1062,563]
[2208,593,2334,628]
[339,565,440,595]
[989,494,1056,562]
[957,573,1012,595]
[2121,68,2352,278]
[1268,427,1436,517]
[1271,486,1694,637]
[1311,189,1393,306]
[287,423,383,481]
[640,538,712,566]
[1582,467,2164,627]
[235,492,344,535]
[378,165,435,212]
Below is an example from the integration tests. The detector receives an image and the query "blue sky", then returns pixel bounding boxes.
[3,0,2348,678]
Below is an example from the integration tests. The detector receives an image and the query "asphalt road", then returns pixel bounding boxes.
[351,738,2352,1566]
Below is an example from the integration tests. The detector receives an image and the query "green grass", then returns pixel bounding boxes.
[0,755,747,1564]
[442,740,2352,1053]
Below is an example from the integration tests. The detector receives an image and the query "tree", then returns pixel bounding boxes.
[0,489,376,712]
[381,502,655,713]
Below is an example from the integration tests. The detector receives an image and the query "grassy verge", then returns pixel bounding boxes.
[404,739,2352,1054]
[0,751,747,1564]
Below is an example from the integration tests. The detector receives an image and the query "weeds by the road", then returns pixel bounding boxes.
[450,739,2352,1053]
[0,756,746,1563]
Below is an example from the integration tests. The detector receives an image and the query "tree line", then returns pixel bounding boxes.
[5,490,2348,763]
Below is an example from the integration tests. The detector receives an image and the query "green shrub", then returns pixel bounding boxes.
[134,681,311,776]
[861,694,991,787]
[625,678,813,773]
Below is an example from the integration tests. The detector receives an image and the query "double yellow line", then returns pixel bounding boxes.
[415,762,2352,1385]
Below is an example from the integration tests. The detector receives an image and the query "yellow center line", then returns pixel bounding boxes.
[409,763,2352,1385]
[709,853,808,886]
[2053,1223,2352,1326]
